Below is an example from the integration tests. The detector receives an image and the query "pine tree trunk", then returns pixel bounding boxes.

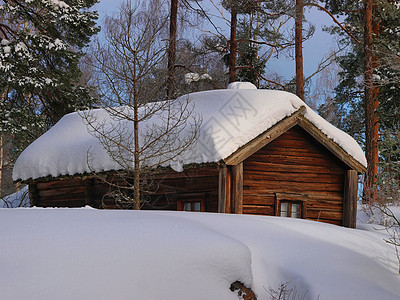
[255,4,261,88]
[364,0,379,203]
[295,0,305,101]
[229,6,237,83]
[167,0,178,99]
[133,50,140,210]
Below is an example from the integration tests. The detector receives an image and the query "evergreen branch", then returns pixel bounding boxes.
[343,10,362,14]
[247,39,293,50]
[0,23,17,39]
[235,48,286,90]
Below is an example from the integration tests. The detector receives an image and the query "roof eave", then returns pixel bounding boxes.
[223,106,366,174]
[224,106,306,165]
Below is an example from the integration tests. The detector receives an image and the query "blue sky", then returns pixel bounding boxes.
[94,0,340,86]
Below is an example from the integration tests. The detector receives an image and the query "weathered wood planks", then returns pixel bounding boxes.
[242,125,352,225]
[27,123,360,228]
[31,166,220,211]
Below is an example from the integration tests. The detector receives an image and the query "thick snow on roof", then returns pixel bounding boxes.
[13,83,367,181]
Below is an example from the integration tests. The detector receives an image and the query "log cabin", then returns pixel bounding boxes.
[13,82,366,227]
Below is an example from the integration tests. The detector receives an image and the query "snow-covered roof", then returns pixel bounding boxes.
[13,82,367,181]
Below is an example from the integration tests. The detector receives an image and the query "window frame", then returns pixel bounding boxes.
[275,192,307,219]
[177,196,206,212]
[278,200,302,218]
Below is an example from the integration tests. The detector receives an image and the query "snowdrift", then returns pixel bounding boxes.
[1,208,399,299]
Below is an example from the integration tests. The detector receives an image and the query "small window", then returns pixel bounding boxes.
[275,193,307,219]
[279,201,302,218]
[177,198,205,212]
[183,201,201,212]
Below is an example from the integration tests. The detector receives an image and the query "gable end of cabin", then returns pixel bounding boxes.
[218,125,358,227]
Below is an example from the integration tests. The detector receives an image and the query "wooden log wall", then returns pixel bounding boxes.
[243,125,348,225]
[30,166,220,212]
[141,167,220,212]
[32,177,96,207]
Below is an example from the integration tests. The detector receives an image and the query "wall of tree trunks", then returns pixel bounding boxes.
[242,125,350,225]
[28,125,358,227]
[29,166,220,212]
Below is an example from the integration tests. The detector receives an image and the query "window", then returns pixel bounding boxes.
[183,201,202,212]
[280,201,302,218]
[177,195,206,212]
[275,193,307,219]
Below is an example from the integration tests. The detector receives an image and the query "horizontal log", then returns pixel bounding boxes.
[243,193,343,208]
[157,182,219,192]
[174,193,208,202]
[307,204,342,212]
[247,153,344,169]
[205,202,218,213]
[267,136,327,150]
[36,178,88,190]
[307,196,342,204]
[256,145,331,157]
[90,183,217,197]
[243,188,343,199]
[89,176,219,196]
[39,185,86,197]
[244,161,344,175]
[243,204,274,215]
[305,191,344,201]
[154,184,218,194]
[39,192,91,202]
[243,172,342,184]
[243,194,276,205]
[244,180,343,193]
[307,209,342,221]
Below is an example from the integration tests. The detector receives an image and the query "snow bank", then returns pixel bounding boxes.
[357,204,400,231]
[0,209,399,299]
[13,85,366,181]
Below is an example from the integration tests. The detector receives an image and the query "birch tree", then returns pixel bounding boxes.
[86,0,200,209]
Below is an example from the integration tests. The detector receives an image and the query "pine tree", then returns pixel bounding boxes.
[235,13,265,84]
[0,0,99,154]
[319,0,400,202]
[221,0,300,86]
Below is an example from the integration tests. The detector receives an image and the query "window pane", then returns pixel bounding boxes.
[280,202,289,217]
[183,202,201,212]
[193,202,201,211]
[183,202,191,211]
[291,203,301,218]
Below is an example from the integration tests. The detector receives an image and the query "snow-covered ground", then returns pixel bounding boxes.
[1,208,400,299]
